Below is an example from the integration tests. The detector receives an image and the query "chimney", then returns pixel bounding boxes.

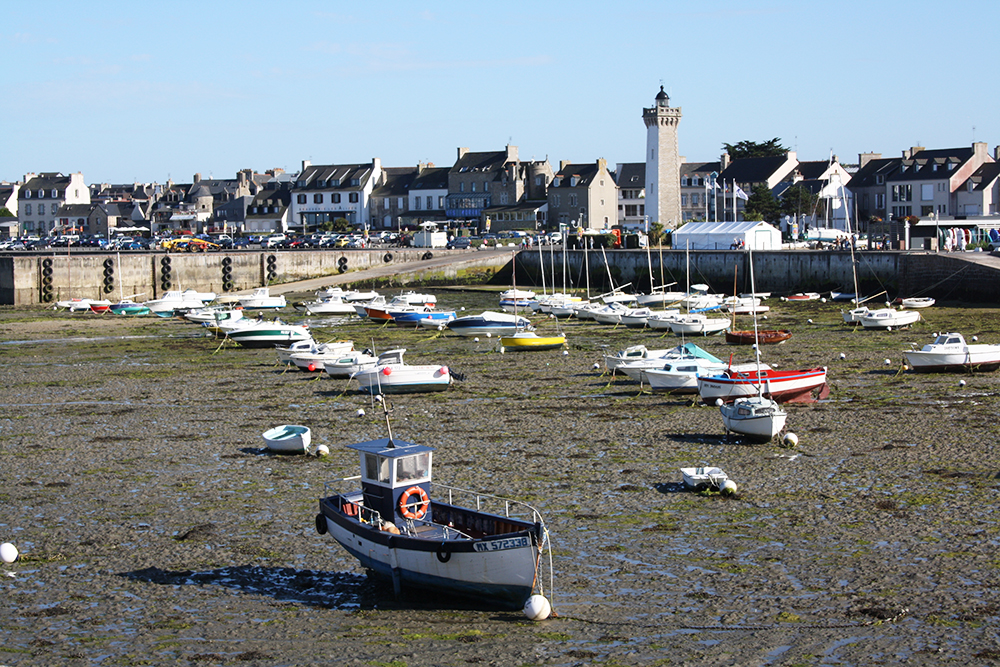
[973,142,988,158]
[859,152,882,168]
[457,147,468,161]
[301,160,312,172]
[902,146,924,159]
[193,173,201,183]
[560,160,570,170]
[596,158,607,172]
[721,153,731,170]
[506,144,519,163]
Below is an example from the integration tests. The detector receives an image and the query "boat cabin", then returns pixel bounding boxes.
[347,437,434,524]
[377,349,406,365]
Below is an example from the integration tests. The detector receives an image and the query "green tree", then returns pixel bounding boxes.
[0,207,13,217]
[743,184,782,222]
[781,184,818,219]
[722,138,788,160]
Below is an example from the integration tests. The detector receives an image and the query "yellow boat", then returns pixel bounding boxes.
[499,331,567,351]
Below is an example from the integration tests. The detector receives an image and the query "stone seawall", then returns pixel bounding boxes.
[3,248,999,306]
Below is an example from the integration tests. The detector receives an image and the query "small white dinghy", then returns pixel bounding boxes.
[680,467,729,491]
[262,424,312,454]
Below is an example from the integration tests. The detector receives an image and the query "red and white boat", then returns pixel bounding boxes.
[784,292,821,301]
[697,366,829,404]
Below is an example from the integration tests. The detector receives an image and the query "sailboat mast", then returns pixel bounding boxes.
[537,239,546,296]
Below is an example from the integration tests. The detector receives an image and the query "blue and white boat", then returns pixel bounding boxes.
[446,311,533,337]
[389,309,456,328]
[315,426,551,610]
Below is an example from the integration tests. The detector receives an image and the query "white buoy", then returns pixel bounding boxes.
[762,314,768,320]
[783,432,798,447]
[807,319,813,324]
[821,297,827,303]
[486,333,492,338]
[314,444,330,457]
[499,346,505,354]
[356,408,365,418]
[886,326,892,331]
[592,362,600,370]
[715,398,724,407]
[461,306,466,311]
[473,337,479,343]
[839,353,846,360]
[523,594,552,621]
[973,336,979,342]
[1,543,18,564]
[884,358,892,366]
[959,379,967,387]
[562,350,568,356]
[721,480,738,496]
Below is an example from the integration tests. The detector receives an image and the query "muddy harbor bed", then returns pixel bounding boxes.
[0,290,999,666]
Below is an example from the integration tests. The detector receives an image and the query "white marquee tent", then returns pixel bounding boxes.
[671,221,782,251]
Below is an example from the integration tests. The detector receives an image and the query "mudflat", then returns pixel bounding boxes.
[1,291,998,666]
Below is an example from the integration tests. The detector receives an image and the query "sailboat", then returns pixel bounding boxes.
[725,263,790,345]
[500,251,567,351]
[718,247,788,442]
[667,241,729,336]
[837,183,889,324]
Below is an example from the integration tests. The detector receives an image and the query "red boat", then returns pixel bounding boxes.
[697,366,828,404]
[725,329,792,345]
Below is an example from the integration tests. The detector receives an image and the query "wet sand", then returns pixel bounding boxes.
[1,291,999,666]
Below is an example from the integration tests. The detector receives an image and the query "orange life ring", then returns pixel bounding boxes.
[398,486,429,520]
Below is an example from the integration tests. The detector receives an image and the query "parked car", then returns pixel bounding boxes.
[233,237,251,248]
[263,234,286,248]
[446,237,472,249]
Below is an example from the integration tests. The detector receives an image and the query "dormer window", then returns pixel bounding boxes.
[948,162,955,170]
[876,175,885,185]
[570,177,578,187]
[37,189,44,198]
[681,177,689,186]
[51,189,58,198]
[553,177,561,187]
[24,190,30,198]
[351,178,360,186]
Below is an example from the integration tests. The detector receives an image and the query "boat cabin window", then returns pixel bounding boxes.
[395,452,431,484]
[364,453,391,484]
[945,337,960,345]
[738,407,751,416]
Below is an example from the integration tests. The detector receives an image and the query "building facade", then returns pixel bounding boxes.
[17,172,90,235]
[547,159,617,232]
[288,159,382,233]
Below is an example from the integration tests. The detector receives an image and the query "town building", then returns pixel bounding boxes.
[17,172,90,235]
[615,163,645,230]
[288,159,382,234]
[680,161,722,223]
[547,159,617,233]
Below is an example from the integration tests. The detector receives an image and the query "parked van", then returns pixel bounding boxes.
[263,234,286,248]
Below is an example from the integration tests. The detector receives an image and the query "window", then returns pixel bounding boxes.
[554,194,560,207]
[397,197,403,208]
[37,189,44,198]
[395,453,430,484]
[471,182,476,192]
[296,194,306,204]
[535,176,542,186]
[333,194,341,204]
[24,190,30,198]
[692,193,699,206]
[364,453,390,483]
[569,194,577,207]
[313,194,323,204]
[413,198,421,210]
[460,182,465,192]
[875,175,884,185]
[484,181,489,192]
[438,196,444,209]
[24,204,31,215]
[682,194,688,206]
[570,177,578,187]
[681,177,689,186]
[921,184,934,201]
[426,196,432,209]
[351,178,359,186]
[876,193,885,209]
[51,203,58,214]
[51,189,58,198]
[349,193,359,203]
[553,178,561,187]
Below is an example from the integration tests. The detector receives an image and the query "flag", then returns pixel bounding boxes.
[735,185,749,201]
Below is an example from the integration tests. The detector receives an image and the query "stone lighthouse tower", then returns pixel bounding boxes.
[643,86,682,228]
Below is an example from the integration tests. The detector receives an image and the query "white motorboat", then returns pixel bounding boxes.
[591,302,631,325]
[644,358,730,393]
[614,343,724,383]
[603,344,687,371]
[446,311,532,337]
[225,321,311,348]
[668,313,730,336]
[276,338,319,365]
[296,295,357,315]
[353,349,451,394]
[719,395,787,442]
[262,424,312,454]
[903,332,1000,373]
[314,426,551,610]
[183,306,244,325]
[145,289,211,315]
[859,308,921,330]
[323,349,380,378]
[238,287,286,310]
[289,341,360,372]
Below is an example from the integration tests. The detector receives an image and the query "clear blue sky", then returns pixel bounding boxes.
[3,1,997,185]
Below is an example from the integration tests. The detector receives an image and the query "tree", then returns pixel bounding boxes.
[722,138,788,160]
[781,184,818,219]
[0,207,13,218]
[743,184,782,222]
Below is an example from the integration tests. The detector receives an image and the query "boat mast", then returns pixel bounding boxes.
[537,239,546,296]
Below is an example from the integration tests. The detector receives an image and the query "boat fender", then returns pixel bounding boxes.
[315,513,328,535]
[383,252,393,263]
[398,486,429,520]
[436,542,452,563]
[422,252,433,261]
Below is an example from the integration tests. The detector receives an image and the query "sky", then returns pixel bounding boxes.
[3,1,998,185]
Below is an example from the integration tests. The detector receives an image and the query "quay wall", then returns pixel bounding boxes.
[3,248,999,306]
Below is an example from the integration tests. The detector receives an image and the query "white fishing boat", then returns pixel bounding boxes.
[314,416,552,610]
[276,338,320,365]
[353,349,451,394]
[145,289,211,315]
[262,424,312,454]
[903,332,1000,373]
[668,313,730,336]
[296,295,357,315]
[859,308,921,330]
[323,349,380,378]
[603,344,687,371]
[446,311,533,337]
[184,306,244,325]
[238,287,286,310]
